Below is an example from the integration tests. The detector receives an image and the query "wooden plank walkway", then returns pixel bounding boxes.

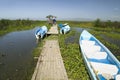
[31,25,68,80]
[47,24,59,35]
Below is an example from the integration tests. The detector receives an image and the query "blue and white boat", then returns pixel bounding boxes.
[35,26,48,39]
[58,23,70,34]
[79,30,120,80]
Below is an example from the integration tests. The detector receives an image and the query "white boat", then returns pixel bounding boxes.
[58,23,70,34]
[79,30,120,80]
[35,26,47,39]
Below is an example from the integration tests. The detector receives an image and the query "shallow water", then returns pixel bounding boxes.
[0,28,37,80]
[72,27,91,33]
[66,27,120,47]
[65,27,120,59]
[100,34,120,47]
[65,27,90,44]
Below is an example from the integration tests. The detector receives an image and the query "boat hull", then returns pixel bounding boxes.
[58,24,70,34]
[79,30,120,80]
[35,26,47,39]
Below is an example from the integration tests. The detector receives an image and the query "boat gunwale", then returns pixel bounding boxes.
[79,30,120,80]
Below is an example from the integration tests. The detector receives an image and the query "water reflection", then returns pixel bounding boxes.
[0,28,37,80]
[65,27,84,44]
[100,34,120,47]
[72,27,84,33]
[65,27,91,44]
[72,27,91,33]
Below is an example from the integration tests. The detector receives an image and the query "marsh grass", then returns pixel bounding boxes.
[57,21,120,79]
[57,21,93,27]
[58,31,90,80]
[46,34,58,40]
[0,21,50,35]
[90,30,120,60]
[32,40,44,57]
[104,32,120,40]
[1,20,120,79]
[32,34,59,62]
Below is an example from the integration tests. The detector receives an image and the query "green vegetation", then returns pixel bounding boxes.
[94,19,120,29]
[57,21,93,27]
[32,35,58,58]
[0,19,120,79]
[0,19,50,35]
[58,31,90,79]
[32,40,44,57]
[104,32,120,40]
[0,19,119,35]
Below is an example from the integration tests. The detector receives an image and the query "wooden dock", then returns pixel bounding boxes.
[47,24,59,35]
[31,25,68,80]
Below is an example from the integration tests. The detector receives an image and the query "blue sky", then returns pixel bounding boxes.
[0,0,120,21]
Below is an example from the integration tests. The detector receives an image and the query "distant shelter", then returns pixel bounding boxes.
[46,15,56,25]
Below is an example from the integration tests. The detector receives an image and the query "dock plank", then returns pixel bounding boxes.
[31,40,68,80]
[47,25,59,35]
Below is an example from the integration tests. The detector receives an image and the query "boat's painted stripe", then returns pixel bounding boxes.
[79,30,120,80]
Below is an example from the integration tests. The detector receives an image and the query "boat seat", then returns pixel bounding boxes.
[81,40,95,46]
[86,52,107,59]
[90,62,119,76]
[81,45,101,54]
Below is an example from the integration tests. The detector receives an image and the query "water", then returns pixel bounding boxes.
[65,27,91,44]
[0,28,37,80]
[72,27,84,33]
[100,34,120,47]
[66,27,120,48]
[66,27,120,58]
[72,27,91,33]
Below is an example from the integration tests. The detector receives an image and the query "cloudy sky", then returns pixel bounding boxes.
[0,0,120,21]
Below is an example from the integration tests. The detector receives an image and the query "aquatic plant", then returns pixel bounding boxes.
[58,31,90,79]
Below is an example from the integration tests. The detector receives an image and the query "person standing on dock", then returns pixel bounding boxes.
[53,16,56,25]
[46,15,53,26]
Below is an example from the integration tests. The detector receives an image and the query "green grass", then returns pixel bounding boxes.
[57,21,93,27]
[91,27,120,33]
[0,20,120,79]
[58,31,90,80]
[32,34,58,58]
[104,32,120,40]
[0,21,50,35]
[32,21,120,79]
[32,40,44,57]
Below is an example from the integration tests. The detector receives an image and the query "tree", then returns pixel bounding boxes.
[94,18,101,27]
[0,19,10,30]
[106,20,112,28]
[113,21,120,28]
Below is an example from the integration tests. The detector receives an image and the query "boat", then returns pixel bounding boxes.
[35,26,48,39]
[58,23,70,34]
[79,30,120,80]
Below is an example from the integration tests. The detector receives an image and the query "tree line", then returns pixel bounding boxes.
[0,19,40,30]
[0,18,120,31]
[94,18,120,28]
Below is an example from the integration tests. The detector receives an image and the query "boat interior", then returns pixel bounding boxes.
[81,36,120,80]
